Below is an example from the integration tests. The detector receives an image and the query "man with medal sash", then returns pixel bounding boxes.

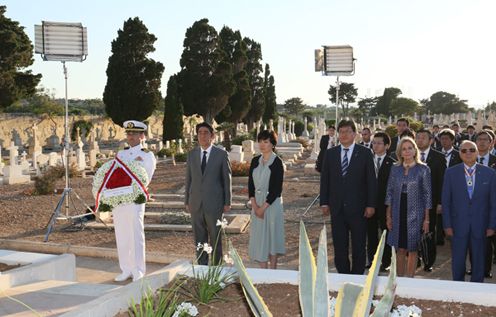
[442,140,496,282]
[113,120,156,282]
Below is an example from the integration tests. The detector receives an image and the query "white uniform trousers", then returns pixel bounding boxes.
[113,203,146,277]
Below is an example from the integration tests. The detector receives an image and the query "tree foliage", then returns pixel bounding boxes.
[283,97,306,116]
[262,63,277,123]
[103,17,164,126]
[178,18,234,124]
[358,97,378,117]
[424,91,469,114]
[163,74,184,141]
[215,27,251,126]
[375,87,402,116]
[0,5,41,109]
[390,97,419,116]
[242,38,265,127]
[328,82,357,117]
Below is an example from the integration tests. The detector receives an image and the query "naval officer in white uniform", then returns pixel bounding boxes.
[114,120,156,282]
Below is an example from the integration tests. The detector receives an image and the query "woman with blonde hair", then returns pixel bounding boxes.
[386,137,432,277]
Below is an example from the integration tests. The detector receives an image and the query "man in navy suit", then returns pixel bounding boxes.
[389,118,409,154]
[316,125,336,172]
[442,140,496,282]
[320,120,377,274]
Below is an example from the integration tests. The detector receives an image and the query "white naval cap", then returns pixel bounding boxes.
[123,120,147,132]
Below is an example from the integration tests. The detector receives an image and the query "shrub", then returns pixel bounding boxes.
[231,161,250,177]
[174,152,187,162]
[71,120,93,142]
[231,133,252,146]
[157,148,175,158]
[294,120,304,136]
[33,164,80,195]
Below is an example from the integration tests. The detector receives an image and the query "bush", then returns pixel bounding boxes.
[157,148,175,158]
[231,161,250,177]
[71,120,93,142]
[385,125,397,139]
[33,164,80,195]
[294,120,304,136]
[231,134,253,146]
[174,152,187,162]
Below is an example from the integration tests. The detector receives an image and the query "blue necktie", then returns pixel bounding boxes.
[466,167,474,199]
[201,151,207,174]
[342,148,349,176]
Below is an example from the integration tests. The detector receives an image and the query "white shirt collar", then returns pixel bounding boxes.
[200,144,213,155]
[443,147,454,154]
[464,163,476,170]
[374,152,387,160]
[129,143,142,150]
[420,147,430,158]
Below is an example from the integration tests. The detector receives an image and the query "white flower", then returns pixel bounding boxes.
[196,242,203,251]
[173,302,198,317]
[223,254,234,265]
[203,243,212,254]
[216,218,228,229]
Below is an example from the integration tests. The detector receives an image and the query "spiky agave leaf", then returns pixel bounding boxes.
[299,220,316,317]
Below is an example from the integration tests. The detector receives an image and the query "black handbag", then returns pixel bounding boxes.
[419,232,436,268]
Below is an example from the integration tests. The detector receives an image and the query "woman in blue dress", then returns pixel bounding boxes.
[248,130,285,269]
[386,137,431,277]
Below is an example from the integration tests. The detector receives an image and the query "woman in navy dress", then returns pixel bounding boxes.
[386,137,432,277]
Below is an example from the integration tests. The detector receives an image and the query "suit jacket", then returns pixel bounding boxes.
[461,134,477,142]
[445,149,462,168]
[442,164,496,239]
[480,153,496,169]
[376,155,396,215]
[320,144,377,214]
[185,146,232,214]
[388,135,401,155]
[359,141,373,149]
[425,149,446,207]
[316,135,337,172]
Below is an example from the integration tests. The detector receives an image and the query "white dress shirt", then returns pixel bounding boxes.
[420,147,431,162]
[442,147,454,168]
[341,143,355,163]
[200,144,213,163]
[477,153,490,166]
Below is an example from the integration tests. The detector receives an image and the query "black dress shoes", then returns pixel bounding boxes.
[424,266,433,272]
[485,272,493,278]
[466,269,472,275]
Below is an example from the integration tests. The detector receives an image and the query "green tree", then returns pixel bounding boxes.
[485,101,496,112]
[242,38,265,128]
[328,82,358,117]
[375,87,402,115]
[358,97,378,117]
[215,27,251,130]
[283,97,306,116]
[390,97,419,116]
[103,17,164,126]
[262,63,277,124]
[425,91,469,114]
[163,74,184,141]
[178,18,234,124]
[0,5,41,109]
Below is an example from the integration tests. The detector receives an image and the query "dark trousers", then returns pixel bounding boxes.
[468,236,493,275]
[331,209,367,274]
[452,235,486,282]
[191,206,223,266]
[366,206,391,269]
[436,213,445,244]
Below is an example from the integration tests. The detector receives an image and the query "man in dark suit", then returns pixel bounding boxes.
[185,122,232,265]
[462,125,477,142]
[442,141,496,282]
[389,118,410,154]
[367,131,395,271]
[432,125,442,150]
[438,128,462,245]
[475,130,496,278]
[451,123,463,149]
[315,125,336,172]
[416,129,446,271]
[320,120,377,274]
[359,127,373,149]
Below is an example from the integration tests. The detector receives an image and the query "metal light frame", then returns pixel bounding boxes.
[315,45,356,123]
[35,21,89,241]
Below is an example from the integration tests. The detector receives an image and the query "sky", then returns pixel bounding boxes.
[3,0,496,109]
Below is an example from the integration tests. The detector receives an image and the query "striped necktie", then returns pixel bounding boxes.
[342,148,349,176]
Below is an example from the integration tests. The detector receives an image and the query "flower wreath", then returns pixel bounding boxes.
[92,156,149,212]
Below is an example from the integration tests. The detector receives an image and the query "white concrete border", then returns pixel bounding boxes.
[60,260,191,317]
[0,251,75,289]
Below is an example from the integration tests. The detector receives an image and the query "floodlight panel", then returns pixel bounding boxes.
[323,45,354,75]
[35,21,88,62]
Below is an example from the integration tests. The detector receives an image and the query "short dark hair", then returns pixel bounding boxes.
[397,118,410,126]
[362,127,371,133]
[400,128,415,139]
[478,130,494,142]
[328,125,336,130]
[451,122,460,128]
[257,130,277,147]
[196,122,214,134]
[482,125,494,131]
[439,128,455,140]
[442,124,450,129]
[337,119,356,133]
[433,124,440,129]
[467,125,476,130]
[373,132,391,146]
[416,128,433,139]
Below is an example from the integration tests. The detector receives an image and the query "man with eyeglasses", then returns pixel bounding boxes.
[442,141,496,282]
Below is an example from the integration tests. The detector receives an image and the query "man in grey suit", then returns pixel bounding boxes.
[185,122,232,265]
